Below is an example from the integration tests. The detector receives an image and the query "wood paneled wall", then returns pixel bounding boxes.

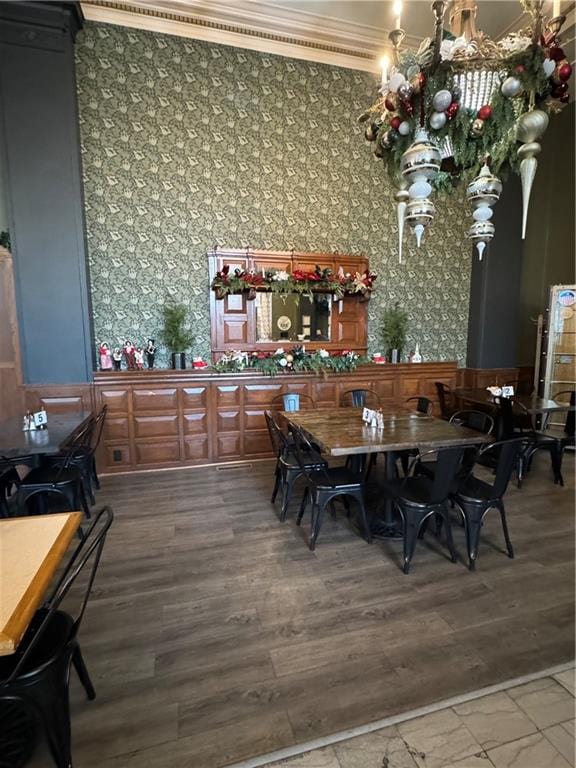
[0,247,24,421]
[93,362,457,473]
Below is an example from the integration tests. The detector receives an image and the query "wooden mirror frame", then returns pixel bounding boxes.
[208,249,370,362]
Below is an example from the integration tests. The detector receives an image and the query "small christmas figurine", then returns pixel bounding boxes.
[135,347,144,370]
[123,340,136,370]
[145,338,156,369]
[112,348,123,371]
[99,342,113,371]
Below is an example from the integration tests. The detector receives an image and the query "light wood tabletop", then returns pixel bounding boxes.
[0,512,82,655]
[282,407,489,456]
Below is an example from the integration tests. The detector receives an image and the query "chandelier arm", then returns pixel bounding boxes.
[431,0,446,72]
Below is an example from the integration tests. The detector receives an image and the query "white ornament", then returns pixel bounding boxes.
[432,89,452,112]
[430,111,447,130]
[398,120,411,136]
[389,72,406,93]
[501,76,522,98]
[543,58,556,77]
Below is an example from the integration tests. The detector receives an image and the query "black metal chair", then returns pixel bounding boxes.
[43,407,107,505]
[381,445,468,574]
[435,382,458,420]
[289,423,372,551]
[405,396,433,416]
[451,438,526,570]
[17,443,91,519]
[449,409,495,435]
[0,506,113,768]
[265,411,326,522]
[341,389,381,408]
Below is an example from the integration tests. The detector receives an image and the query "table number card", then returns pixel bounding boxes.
[33,410,48,429]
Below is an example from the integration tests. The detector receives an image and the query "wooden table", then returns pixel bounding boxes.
[0,411,92,460]
[0,512,82,655]
[454,389,572,415]
[283,407,488,456]
[283,407,488,538]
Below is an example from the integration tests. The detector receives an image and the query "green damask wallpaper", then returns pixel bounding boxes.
[75,22,471,365]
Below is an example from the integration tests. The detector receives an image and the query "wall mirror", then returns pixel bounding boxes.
[255,293,332,343]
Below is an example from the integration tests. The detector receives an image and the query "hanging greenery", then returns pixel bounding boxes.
[212,346,368,376]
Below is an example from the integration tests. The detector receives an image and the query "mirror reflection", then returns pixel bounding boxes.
[256,292,332,342]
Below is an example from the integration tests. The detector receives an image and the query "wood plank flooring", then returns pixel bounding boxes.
[28,454,575,768]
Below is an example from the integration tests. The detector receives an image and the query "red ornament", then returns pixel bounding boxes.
[384,95,397,112]
[560,93,570,104]
[401,100,414,116]
[446,101,459,119]
[477,104,492,121]
[553,82,569,97]
[390,115,402,130]
[418,72,426,88]
[514,64,526,74]
[549,46,565,62]
[558,62,573,82]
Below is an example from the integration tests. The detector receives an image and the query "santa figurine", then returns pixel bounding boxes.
[112,348,123,371]
[99,342,113,370]
[123,340,136,370]
[135,347,144,370]
[145,338,156,369]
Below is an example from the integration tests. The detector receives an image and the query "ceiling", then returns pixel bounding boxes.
[82,0,575,71]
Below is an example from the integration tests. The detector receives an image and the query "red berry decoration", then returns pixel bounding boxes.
[558,62,573,82]
[390,116,402,130]
[549,46,565,62]
[514,64,526,74]
[477,104,492,121]
[418,72,426,88]
[384,95,397,112]
[553,82,568,97]
[401,100,414,116]
[446,101,459,120]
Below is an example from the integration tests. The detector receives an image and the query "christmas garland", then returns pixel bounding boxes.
[212,346,367,375]
[211,264,377,300]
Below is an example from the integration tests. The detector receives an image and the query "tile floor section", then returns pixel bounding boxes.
[252,666,575,768]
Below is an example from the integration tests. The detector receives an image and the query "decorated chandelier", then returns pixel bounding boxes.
[360,0,572,261]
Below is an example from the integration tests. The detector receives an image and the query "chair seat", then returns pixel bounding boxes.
[0,610,73,682]
[280,451,326,471]
[20,466,82,487]
[381,476,437,507]
[454,474,498,505]
[308,466,362,489]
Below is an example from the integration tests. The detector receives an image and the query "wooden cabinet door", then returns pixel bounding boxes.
[333,296,367,348]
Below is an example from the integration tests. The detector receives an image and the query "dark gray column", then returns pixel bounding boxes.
[466,175,523,369]
[0,1,94,384]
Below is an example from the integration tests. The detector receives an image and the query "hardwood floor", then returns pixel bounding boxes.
[29,454,575,768]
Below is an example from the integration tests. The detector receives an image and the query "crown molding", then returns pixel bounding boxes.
[80,0,423,72]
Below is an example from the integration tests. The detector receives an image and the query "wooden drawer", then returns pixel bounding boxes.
[183,412,208,435]
[244,431,273,457]
[184,436,210,461]
[217,434,241,458]
[244,409,266,430]
[133,388,177,411]
[103,443,132,468]
[105,416,130,441]
[244,384,282,405]
[216,386,240,407]
[217,410,240,432]
[100,389,129,413]
[134,415,179,438]
[135,441,181,465]
[182,386,208,409]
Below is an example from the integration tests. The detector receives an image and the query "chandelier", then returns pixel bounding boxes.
[360,0,572,261]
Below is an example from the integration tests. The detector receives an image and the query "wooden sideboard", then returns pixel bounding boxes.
[92,362,458,473]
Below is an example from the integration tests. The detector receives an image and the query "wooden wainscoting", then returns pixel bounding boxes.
[24,383,95,414]
[0,247,24,421]
[93,362,458,473]
[457,367,535,390]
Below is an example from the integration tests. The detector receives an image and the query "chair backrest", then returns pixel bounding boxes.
[0,466,20,518]
[67,416,96,451]
[427,444,467,504]
[479,437,526,497]
[495,396,517,439]
[405,396,433,416]
[450,409,494,435]
[270,392,315,412]
[435,382,453,419]
[264,410,287,458]
[89,405,108,454]
[287,423,333,486]
[3,506,113,683]
[341,389,380,408]
[554,390,575,437]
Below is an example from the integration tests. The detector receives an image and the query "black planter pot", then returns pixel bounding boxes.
[170,352,186,370]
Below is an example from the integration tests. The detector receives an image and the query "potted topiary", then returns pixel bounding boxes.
[381,302,409,363]
[161,302,194,369]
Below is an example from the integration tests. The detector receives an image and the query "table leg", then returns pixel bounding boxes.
[369,450,404,540]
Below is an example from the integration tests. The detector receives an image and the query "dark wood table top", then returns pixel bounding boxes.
[282,407,489,456]
[454,388,573,415]
[0,411,92,459]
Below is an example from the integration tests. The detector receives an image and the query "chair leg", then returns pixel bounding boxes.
[74,482,91,519]
[352,492,372,544]
[271,464,280,503]
[280,472,298,522]
[402,517,419,574]
[38,681,73,768]
[440,508,458,564]
[72,644,96,700]
[91,457,100,490]
[329,500,337,519]
[297,486,309,526]
[497,501,514,559]
[551,443,564,487]
[82,466,96,506]
[463,509,484,571]
[309,499,326,551]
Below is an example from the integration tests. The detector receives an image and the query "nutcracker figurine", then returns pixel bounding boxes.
[145,338,156,369]
[123,340,136,370]
[134,348,144,370]
[98,342,113,370]
[112,348,123,371]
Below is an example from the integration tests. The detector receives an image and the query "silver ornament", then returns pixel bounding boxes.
[516,109,549,142]
[466,164,502,260]
[501,76,522,98]
[397,83,413,101]
[401,128,441,184]
[432,89,452,112]
[516,110,549,239]
[398,120,411,136]
[429,111,447,130]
